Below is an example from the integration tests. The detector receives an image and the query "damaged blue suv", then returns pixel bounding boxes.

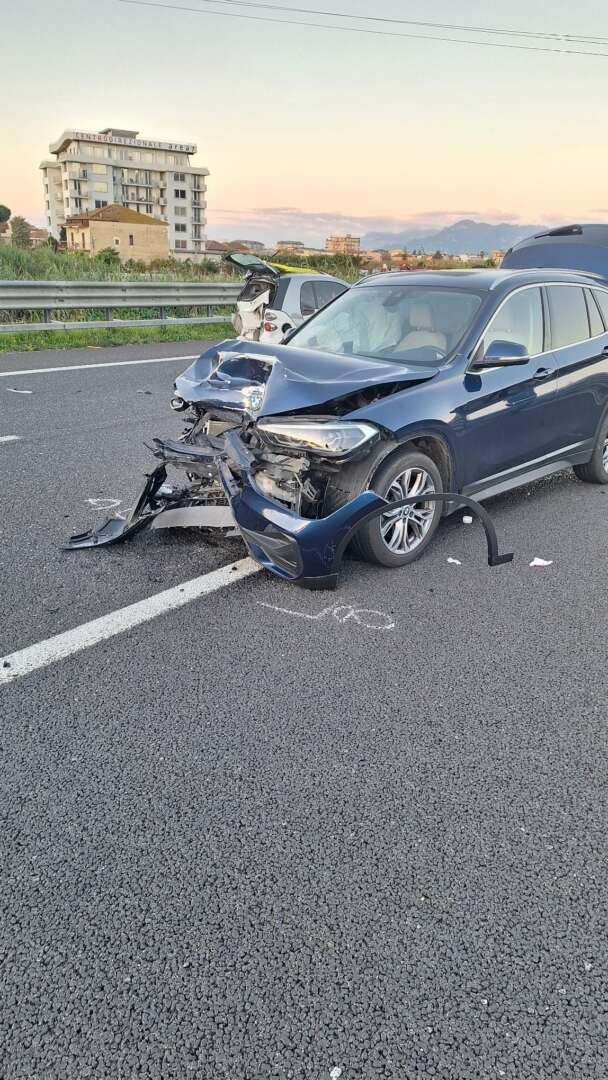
[69,268,608,587]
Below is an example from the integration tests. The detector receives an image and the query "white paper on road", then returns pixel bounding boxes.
[447,556,462,565]
[529,557,553,567]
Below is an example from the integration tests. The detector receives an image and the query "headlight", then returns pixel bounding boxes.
[256,419,378,456]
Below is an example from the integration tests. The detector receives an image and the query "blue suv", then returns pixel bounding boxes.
[70,268,608,588]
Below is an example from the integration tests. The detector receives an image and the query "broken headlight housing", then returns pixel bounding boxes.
[256,419,379,457]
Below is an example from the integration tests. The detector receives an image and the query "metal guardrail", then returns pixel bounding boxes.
[0,280,242,334]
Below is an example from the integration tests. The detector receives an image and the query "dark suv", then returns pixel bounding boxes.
[72,267,608,588]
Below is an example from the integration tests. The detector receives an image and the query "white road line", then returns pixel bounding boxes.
[0,557,261,687]
[0,435,22,443]
[0,353,199,379]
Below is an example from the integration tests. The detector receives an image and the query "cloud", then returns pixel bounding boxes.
[206,205,532,246]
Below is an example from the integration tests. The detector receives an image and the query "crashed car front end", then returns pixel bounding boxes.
[67,339,513,587]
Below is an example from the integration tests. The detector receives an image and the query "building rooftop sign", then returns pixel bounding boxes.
[50,129,197,155]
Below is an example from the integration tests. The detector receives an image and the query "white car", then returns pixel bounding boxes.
[225,252,348,343]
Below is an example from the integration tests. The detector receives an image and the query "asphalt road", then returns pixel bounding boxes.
[2,343,608,1079]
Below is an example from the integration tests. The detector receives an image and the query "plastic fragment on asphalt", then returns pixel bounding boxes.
[136,389,153,395]
[330,1070,343,1080]
[447,557,462,565]
[462,515,473,524]
[584,961,592,971]
[7,388,33,394]
[529,557,553,567]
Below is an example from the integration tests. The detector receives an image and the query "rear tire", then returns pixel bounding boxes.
[355,449,443,567]
[573,416,608,484]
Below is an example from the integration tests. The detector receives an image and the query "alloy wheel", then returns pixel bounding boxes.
[380,467,436,554]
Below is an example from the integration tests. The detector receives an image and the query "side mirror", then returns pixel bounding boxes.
[474,339,530,368]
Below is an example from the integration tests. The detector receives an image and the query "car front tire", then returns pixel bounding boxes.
[355,449,443,567]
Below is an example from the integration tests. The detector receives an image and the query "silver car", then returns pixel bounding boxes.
[225,252,348,343]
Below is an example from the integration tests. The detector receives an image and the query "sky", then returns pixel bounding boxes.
[1,0,607,244]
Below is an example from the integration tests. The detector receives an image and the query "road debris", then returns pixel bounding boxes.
[447,557,462,565]
[462,515,473,524]
[529,557,553,567]
[330,1069,343,1080]
[7,388,33,395]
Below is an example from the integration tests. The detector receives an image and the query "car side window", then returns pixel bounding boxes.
[585,289,605,337]
[592,289,608,329]
[300,281,317,318]
[480,287,544,359]
[314,281,346,308]
[547,285,589,349]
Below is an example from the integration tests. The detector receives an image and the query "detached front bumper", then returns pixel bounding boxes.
[66,428,513,588]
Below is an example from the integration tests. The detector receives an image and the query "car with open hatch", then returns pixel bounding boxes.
[69,267,608,588]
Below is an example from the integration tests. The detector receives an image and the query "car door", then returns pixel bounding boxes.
[457,285,561,492]
[544,284,608,453]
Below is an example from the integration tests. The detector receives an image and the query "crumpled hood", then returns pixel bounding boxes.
[174,338,439,416]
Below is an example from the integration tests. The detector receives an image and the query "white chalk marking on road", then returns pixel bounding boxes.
[0,557,260,687]
[0,353,199,379]
[87,497,123,511]
[0,435,22,443]
[259,600,395,631]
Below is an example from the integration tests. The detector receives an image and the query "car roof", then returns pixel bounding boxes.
[355,268,607,292]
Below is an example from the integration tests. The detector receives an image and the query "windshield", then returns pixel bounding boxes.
[290,283,483,365]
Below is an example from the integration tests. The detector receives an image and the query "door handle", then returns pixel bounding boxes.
[533,367,553,380]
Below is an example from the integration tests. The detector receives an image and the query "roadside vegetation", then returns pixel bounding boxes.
[0,244,225,282]
[0,321,233,354]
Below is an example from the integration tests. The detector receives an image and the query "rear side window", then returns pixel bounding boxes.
[586,290,605,337]
[314,280,347,308]
[592,289,608,329]
[481,287,544,358]
[300,281,317,318]
[547,285,589,348]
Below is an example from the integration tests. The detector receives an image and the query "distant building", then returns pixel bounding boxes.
[65,205,169,263]
[491,249,506,265]
[361,249,389,266]
[40,127,208,260]
[325,234,361,256]
[0,221,49,247]
[276,240,305,252]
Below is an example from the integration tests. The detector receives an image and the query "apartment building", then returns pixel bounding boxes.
[40,127,209,260]
[325,234,361,256]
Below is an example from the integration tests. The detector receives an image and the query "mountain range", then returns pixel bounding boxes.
[361,219,545,255]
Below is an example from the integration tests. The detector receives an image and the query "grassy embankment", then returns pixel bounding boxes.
[0,246,234,353]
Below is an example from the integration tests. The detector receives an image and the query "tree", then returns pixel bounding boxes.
[95,247,121,267]
[10,216,31,248]
[0,205,10,224]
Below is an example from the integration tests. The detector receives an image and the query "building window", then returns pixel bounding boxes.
[174,189,186,199]
[46,200,50,210]
[174,207,187,217]
[114,237,120,246]
[174,240,187,250]
[175,223,187,233]
[47,216,52,226]
[174,172,186,182]
[144,204,153,214]
[94,200,108,209]
[129,234,134,246]
[94,182,108,193]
